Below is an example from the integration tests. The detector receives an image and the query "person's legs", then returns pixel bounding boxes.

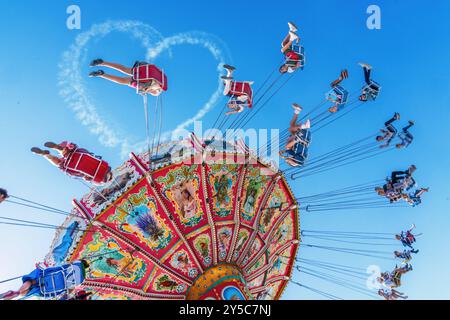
[31,147,62,166]
[404,242,414,250]
[290,113,299,128]
[331,78,341,88]
[286,139,296,150]
[225,104,244,116]
[44,142,64,151]
[281,32,298,52]
[222,79,232,95]
[98,61,133,76]
[405,132,414,144]
[288,126,301,135]
[0,290,20,300]
[98,74,133,86]
[281,39,293,53]
[416,187,429,198]
[385,113,400,126]
[402,120,414,133]
[391,171,407,183]
[43,154,64,167]
[18,280,33,297]
[281,33,291,47]
[44,142,66,156]
[287,136,295,144]
[363,67,371,85]
[386,124,397,136]
[330,70,348,87]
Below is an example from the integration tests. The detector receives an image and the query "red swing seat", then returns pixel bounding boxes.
[63,150,111,185]
[228,81,253,108]
[132,63,168,92]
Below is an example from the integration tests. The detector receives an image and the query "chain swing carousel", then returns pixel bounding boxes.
[1,22,424,301]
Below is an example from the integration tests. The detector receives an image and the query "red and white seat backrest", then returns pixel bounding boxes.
[134,64,168,91]
[229,81,253,108]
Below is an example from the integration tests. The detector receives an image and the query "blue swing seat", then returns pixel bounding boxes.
[294,128,312,145]
[37,262,86,299]
[326,85,349,106]
[362,80,381,101]
[285,144,308,166]
[289,44,306,70]
[285,129,311,167]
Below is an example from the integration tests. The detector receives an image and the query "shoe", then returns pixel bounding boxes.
[288,22,298,32]
[341,69,349,79]
[221,76,233,80]
[31,147,50,155]
[89,70,105,77]
[408,120,415,126]
[223,64,236,71]
[394,112,400,120]
[292,103,302,113]
[44,142,63,150]
[289,31,299,42]
[89,59,104,67]
[328,106,338,113]
[358,62,372,70]
[303,119,311,129]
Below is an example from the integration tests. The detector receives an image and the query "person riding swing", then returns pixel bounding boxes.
[89,59,167,96]
[279,22,305,74]
[221,64,254,115]
[376,113,400,148]
[326,70,349,113]
[0,260,89,300]
[31,141,113,185]
[279,104,312,167]
[358,62,381,102]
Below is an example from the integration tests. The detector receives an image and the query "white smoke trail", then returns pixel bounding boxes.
[58,20,229,158]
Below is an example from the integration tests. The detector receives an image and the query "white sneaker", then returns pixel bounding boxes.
[358,62,372,70]
[288,22,298,32]
[292,103,302,114]
[289,31,300,42]
[301,119,311,129]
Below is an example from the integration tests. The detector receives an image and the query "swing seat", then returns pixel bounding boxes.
[391,273,402,287]
[132,63,168,92]
[288,44,305,69]
[63,149,111,185]
[363,80,381,100]
[38,262,86,298]
[294,128,312,146]
[285,142,309,167]
[326,85,349,105]
[228,81,253,108]
[398,131,413,144]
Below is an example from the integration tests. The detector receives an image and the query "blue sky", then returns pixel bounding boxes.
[0,0,449,299]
